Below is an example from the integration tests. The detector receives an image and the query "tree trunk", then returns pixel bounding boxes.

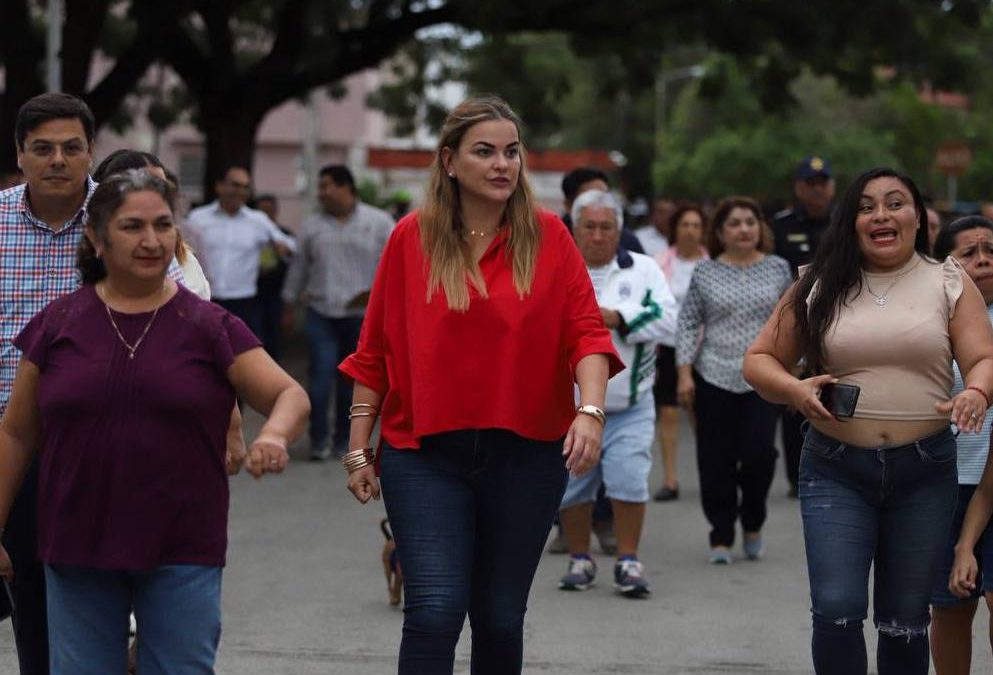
[199,109,261,203]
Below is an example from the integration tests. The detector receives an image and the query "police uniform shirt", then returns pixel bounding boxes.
[772,205,830,277]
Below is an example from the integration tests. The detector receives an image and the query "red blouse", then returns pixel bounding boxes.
[339,210,623,450]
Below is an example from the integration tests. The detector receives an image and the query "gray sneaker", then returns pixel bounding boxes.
[558,556,597,591]
[614,559,651,598]
[309,443,332,462]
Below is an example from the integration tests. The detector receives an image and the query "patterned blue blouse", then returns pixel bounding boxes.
[676,255,793,393]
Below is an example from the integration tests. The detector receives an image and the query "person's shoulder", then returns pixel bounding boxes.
[186,202,217,222]
[772,207,796,225]
[173,285,230,330]
[357,201,395,225]
[764,254,792,272]
[629,250,662,273]
[537,209,570,236]
[0,184,27,221]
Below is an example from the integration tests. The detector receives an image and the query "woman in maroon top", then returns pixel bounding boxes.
[0,170,309,673]
[339,96,622,675]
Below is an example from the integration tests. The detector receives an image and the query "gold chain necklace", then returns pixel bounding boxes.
[98,283,167,360]
[465,223,503,238]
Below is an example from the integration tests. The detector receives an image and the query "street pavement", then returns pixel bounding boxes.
[2,341,992,674]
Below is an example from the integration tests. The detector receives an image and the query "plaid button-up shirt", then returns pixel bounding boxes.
[0,178,183,415]
[0,179,94,415]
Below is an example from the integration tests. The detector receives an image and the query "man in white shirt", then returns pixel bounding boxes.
[185,166,296,336]
[557,190,678,598]
[282,165,393,460]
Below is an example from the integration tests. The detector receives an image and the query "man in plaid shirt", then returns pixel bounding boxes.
[0,92,99,675]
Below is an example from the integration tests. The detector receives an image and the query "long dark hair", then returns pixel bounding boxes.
[791,167,930,374]
[78,170,176,284]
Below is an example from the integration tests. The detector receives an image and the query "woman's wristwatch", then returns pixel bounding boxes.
[576,404,607,427]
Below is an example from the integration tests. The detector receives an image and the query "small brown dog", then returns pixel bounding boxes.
[381,518,403,606]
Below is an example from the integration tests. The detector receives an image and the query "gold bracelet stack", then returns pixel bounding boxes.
[348,403,379,420]
[342,447,376,473]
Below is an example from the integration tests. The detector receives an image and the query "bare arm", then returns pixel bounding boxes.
[345,382,384,504]
[742,286,835,420]
[228,347,310,479]
[563,354,608,477]
[950,448,993,597]
[0,359,43,580]
[940,274,993,433]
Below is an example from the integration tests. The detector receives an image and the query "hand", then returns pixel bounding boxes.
[677,372,695,411]
[599,307,621,330]
[225,437,246,476]
[790,374,838,422]
[949,549,979,598]
[274,242,292,258]
[936,388,988,434]
[345,291,371,310]
[347,464,381,504]
[0,543,12,582]
[245,433,289,479]
[563,413,602,477]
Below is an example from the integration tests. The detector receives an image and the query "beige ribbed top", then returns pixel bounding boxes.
[820,254,964,420]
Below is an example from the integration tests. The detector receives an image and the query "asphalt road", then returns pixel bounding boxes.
[2,343,991,674]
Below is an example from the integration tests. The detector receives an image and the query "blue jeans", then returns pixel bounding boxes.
[305,309,362,448]
[380,430,568,675]
[799,426,958,675]
[45,564,222,675]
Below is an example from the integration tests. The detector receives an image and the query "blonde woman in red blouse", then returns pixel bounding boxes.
[339,96,622,675]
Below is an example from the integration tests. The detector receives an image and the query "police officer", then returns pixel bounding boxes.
[772,156,835,497]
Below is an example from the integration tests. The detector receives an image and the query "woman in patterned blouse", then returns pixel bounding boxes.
[675,196,792,565]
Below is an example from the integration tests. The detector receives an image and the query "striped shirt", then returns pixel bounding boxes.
[281,203,394,318]
[0,179,184,415]
[952,303,993,484]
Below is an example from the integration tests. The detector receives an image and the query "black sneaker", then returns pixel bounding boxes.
[614,559,651,598]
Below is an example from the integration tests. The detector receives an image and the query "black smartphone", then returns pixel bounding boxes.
[819,383,860,418]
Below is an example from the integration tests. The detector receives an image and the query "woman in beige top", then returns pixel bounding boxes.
[743,167,993,675]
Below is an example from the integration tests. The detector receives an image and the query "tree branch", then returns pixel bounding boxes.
[199,0,236,87]
[265,3,456,107]
[62,0,112,93]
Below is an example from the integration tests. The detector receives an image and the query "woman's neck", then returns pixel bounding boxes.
[720,248,761,266]
[676,241,702,259]
[100,276,172,312]
[459,193,505,234]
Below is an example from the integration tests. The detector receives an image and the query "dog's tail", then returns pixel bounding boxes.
[380,518,393,541]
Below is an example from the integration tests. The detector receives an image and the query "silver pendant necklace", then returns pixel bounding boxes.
[99,283,167,359]
[865,257,921,307]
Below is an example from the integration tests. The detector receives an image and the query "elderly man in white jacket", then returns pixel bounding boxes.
[557,189,679,598]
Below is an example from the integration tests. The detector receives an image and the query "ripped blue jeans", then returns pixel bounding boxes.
[799,425,958,675]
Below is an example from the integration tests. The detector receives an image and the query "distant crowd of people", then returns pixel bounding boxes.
[3,91,993,675]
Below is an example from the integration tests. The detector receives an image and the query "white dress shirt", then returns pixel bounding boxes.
[184,201,296,300]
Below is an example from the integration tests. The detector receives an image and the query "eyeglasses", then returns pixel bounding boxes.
[26,139,89,158]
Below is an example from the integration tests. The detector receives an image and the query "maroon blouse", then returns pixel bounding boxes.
[14,284,259,570]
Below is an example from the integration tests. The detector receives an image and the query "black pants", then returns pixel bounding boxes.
[693,372,780,547]
[4,461,48,674]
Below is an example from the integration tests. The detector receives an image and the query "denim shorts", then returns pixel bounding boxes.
[931,483,993,606]
[561,396,655,507]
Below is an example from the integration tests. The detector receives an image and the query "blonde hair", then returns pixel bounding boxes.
[419,95,541,311]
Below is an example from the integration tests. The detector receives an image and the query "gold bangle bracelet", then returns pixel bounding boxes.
[348,411,377,420]
[349,403,379,412]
